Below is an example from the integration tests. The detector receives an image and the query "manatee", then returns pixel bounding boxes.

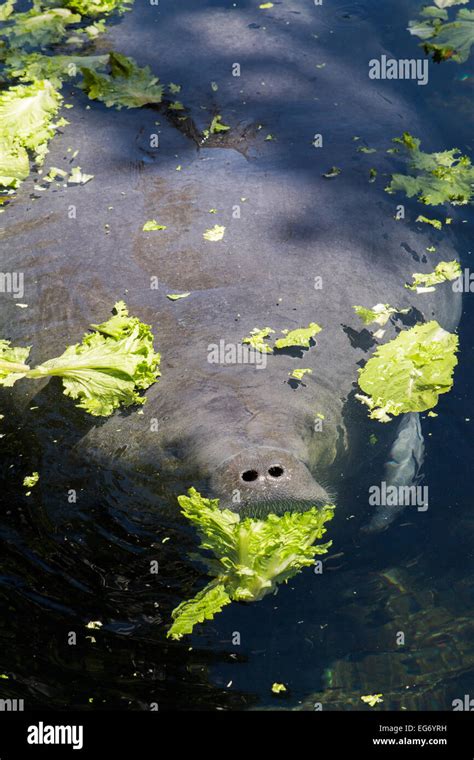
[1,0,462,534]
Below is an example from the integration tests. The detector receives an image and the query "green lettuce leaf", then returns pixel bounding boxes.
[168,583,232,638]
[242,327,275,354]
[23,471,39,488]
[5,51,109,86]
[434,1,469,8]
[409,6,474,63]
[0,302,160,416]
[81,52,163,109]
[274,323,322,350]
[0,0,16,21]
[354,304,398,326]
[386,132,474,206]
[356,321,458,422]
[1,7,81,50]
[168,488,335,639]
[406,260,462,292]
[0,339,31,386]
[56,0,132,16]
[289,368,312,381]
[0,79,64,172]
[0,137,30,188]
[416,214,443,230]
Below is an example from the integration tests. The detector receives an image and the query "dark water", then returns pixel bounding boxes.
[0,0,473,711]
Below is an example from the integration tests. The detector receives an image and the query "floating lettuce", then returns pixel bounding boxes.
[0,80,64,178]
[203,224,225,241]
[242,327,275,354]
[356,321,458,422]
[23,471,39,488]
[289,368,312,381]
[354,304,401,327]
[0,138,29,188]
[416,214,443,230]
[0,6,81,50]
[59,0,133,17]
[142,220,166,231]
[203,114,230,138]
[386,132,474,206]
[406,260,462,292]
[81,52,164,109]
[274,323,322,350]
[5,52,110,86]
[409,5,474,63]
[0,302,160,416]
[168,488,335,639]
[0,0,16,21]
[166,292,190,301]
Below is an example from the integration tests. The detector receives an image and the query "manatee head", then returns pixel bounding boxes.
[210,445,332,517]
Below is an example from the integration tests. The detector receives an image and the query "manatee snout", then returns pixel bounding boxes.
[210,447,330,517]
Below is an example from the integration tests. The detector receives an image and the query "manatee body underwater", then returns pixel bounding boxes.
[3,0,461,530]
[0,0,470,712]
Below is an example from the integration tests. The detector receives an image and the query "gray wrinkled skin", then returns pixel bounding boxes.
[1,0,462,523]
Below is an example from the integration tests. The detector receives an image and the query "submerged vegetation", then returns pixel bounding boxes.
[168,488,335,639]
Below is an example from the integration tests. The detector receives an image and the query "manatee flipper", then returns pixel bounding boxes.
[363,413,425,533]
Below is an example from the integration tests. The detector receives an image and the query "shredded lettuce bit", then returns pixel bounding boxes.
[386,132,474,206]
[289,368,312,381]
[322,166,341,178]
[416,214,443,230]
[168,488,335,639]
[356,321,458,422]
[274,323,322,350]
[68,166,94,184]
[361,694,384,707]
[354,304,409,326]
[81,52,164,109]
[166,292,190,301]
[204,115,230,136]
[406,260,462,292]
[23,471,39,488]
[242,327,275,354]
[203,224,225,241]
[0,301,160,416]
[142,220,166,231]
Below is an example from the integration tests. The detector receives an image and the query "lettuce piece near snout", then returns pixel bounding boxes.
[167,488,335,639]
[0,301,161,416]
[356,321,458,422]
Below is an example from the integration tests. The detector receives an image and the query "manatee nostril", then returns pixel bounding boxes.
[268,465,284,478]
[241,469,259,482]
